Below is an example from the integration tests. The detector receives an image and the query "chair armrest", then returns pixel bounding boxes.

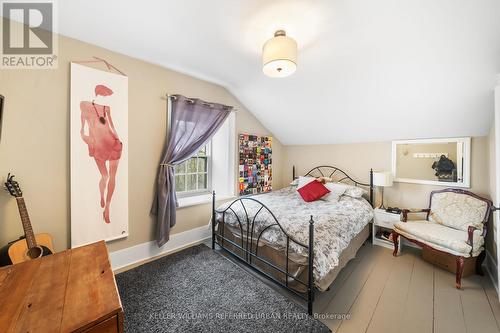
[401,209,431,222]
[467,226,479,254]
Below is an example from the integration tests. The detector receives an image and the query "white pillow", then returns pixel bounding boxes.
[296,178,367,201]
[322,182,349,202]
[290,179,299,186]
[343,186,368,198]
[322,182,368,201]
[297,176,316,189]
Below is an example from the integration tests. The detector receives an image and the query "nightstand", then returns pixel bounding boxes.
[372,208,402,252]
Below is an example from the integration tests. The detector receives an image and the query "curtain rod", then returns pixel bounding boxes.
[166,94,237,112]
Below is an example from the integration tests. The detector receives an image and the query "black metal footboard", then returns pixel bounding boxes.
[211,192,315,315]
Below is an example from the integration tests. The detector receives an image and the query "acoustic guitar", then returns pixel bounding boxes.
[0,174,55,266]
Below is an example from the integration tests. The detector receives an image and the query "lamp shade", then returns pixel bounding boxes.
[373,171,393,187]
[262,30,297,78]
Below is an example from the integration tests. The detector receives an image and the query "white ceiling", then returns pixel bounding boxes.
[56,0,500,145]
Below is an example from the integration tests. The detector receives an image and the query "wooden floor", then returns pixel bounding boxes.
[314,244,500,333]
[212,239,500,333]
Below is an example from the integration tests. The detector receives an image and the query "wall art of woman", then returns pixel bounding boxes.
[79,84,123,224]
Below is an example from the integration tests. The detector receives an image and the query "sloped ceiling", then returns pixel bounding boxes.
[56,0,500,145]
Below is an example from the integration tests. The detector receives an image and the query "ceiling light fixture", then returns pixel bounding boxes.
[262,30,297,78]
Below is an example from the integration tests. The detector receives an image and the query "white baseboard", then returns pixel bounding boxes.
[109,225,211,271]
[485,250,498,294]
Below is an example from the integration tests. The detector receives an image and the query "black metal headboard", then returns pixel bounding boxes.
[293,165,374,206]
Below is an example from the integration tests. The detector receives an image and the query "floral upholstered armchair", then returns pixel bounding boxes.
[391,188,492,289]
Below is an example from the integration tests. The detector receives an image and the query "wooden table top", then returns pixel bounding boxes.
[0,241,123,333]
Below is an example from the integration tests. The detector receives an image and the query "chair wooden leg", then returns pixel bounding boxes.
[456,256,465,289]
[391,231,399,257]
[476,251,486,276]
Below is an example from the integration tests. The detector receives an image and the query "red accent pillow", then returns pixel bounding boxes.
[297,180,331,202]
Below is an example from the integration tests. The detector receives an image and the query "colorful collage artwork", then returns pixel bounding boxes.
[239,134,272,195]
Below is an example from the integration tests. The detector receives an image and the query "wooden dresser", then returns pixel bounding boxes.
[0,241,124,333]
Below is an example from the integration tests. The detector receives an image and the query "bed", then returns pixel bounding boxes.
[211,166,375,315]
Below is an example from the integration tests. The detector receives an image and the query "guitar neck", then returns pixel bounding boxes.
[15,197,38,249]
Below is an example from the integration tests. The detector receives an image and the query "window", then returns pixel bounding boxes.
[175,143,211,196]
[176,112,236,207]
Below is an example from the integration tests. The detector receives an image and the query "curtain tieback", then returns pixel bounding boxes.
[160,163,174,167]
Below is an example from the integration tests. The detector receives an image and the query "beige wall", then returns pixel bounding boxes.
[283,137,490,209]
[284,136,497,264]
[487,123,497,265]
[0,30,284,252]
[0,18,494,268]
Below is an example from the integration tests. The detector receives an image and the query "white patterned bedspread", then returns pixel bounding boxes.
[215,186,374,283]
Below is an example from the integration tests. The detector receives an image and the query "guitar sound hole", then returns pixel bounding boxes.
[26,246,43,259]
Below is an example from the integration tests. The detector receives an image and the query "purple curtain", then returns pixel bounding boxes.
[151,95,232,247]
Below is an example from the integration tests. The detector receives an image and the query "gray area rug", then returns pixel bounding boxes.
[116,244,330,333]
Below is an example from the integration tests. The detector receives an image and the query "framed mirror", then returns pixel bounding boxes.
[392,137,471,188]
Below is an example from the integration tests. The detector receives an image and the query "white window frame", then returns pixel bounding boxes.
[175,141,212,198]
[176,112,236,208]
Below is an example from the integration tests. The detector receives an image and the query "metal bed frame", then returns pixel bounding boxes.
[211,166,374,315]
